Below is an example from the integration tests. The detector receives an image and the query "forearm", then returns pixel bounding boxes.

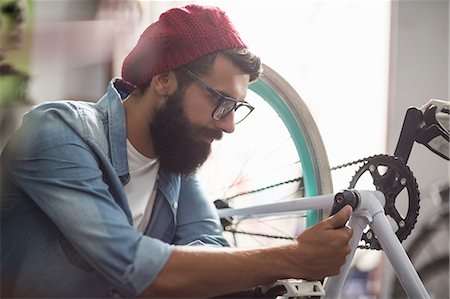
[138,206,353,298]
[139,244,295,298]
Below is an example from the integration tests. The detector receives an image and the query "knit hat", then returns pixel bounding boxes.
[121,4,247,88]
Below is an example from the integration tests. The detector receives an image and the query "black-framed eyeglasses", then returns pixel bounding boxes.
[182,68,254,124]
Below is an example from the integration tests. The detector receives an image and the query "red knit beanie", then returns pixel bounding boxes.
[121,4,247,88]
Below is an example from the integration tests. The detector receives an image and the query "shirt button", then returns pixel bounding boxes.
[172,202,178,209]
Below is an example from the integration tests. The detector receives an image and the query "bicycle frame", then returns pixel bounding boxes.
[218,190,430,299]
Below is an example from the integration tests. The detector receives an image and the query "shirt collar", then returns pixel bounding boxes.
[97,78,133,178]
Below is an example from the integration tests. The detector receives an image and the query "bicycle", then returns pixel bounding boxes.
[197,64,449,298]
[219,99,448,298]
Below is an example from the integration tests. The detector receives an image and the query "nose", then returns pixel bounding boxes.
[215,111,235,134]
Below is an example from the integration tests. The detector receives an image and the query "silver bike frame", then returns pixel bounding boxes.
[217,190,430,299]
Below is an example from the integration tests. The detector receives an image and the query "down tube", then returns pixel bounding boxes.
[249,80,321,226]
[324,214,367,298]
[371,212,430,298]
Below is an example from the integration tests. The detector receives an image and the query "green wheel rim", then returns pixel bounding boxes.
[249,80,323,226]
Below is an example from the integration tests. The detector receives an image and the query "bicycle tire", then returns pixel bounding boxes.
[392,255,449,299]
[406,210,449,261]
[197,64,332,246]
[250,64,333,225]
[389,209,449,298]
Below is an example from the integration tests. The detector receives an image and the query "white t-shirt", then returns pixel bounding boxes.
[124,139,159,231]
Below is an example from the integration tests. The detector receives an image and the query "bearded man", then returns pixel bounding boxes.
[1,4,352,298]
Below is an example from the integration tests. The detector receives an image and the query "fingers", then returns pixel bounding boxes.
[293,209,354,281]
[324,205,352,229]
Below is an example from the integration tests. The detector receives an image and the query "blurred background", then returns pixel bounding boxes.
[0,0,448,298]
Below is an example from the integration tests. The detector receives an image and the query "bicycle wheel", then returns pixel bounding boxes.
[390,201,449,298]
[197,64,332,247]
[407,210,449,263]
[392,255,449,299]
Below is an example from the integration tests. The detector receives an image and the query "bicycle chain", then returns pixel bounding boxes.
[223,227,294,240]
[219,177,304,201]
[330,157,371,171]
[217,154,421,250]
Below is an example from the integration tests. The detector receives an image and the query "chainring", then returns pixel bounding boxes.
[349,155,420,250]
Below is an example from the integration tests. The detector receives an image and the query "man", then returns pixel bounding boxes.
[1,4,353,298]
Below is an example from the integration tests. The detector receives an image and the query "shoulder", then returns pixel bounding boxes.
[26,100,103,126]
[8,100,106,156]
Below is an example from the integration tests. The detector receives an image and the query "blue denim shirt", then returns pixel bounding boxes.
[1,78,228,298]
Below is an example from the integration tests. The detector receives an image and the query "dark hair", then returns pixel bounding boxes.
[185,48,262,80]
[137,48,262,94]
[176,48,262,90]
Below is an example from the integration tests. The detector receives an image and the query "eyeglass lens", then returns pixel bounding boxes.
[182,68,254,124]
[213,99,252,124]
[234,105,252,124]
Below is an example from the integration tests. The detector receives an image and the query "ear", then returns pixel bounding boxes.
[152,71,178,96]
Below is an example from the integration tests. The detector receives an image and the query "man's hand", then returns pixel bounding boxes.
[140,205,353,298]
[290,205,353,281]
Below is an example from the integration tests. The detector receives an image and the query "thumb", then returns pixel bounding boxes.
[325,205,352,229]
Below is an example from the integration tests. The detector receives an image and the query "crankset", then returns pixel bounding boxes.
[349,154,420,250]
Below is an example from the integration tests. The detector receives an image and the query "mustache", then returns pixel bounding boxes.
[192,126,223,140]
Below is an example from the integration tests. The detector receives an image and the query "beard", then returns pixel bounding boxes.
[149,90,223,176]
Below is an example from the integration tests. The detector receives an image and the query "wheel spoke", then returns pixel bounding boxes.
[197,64,331,246]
